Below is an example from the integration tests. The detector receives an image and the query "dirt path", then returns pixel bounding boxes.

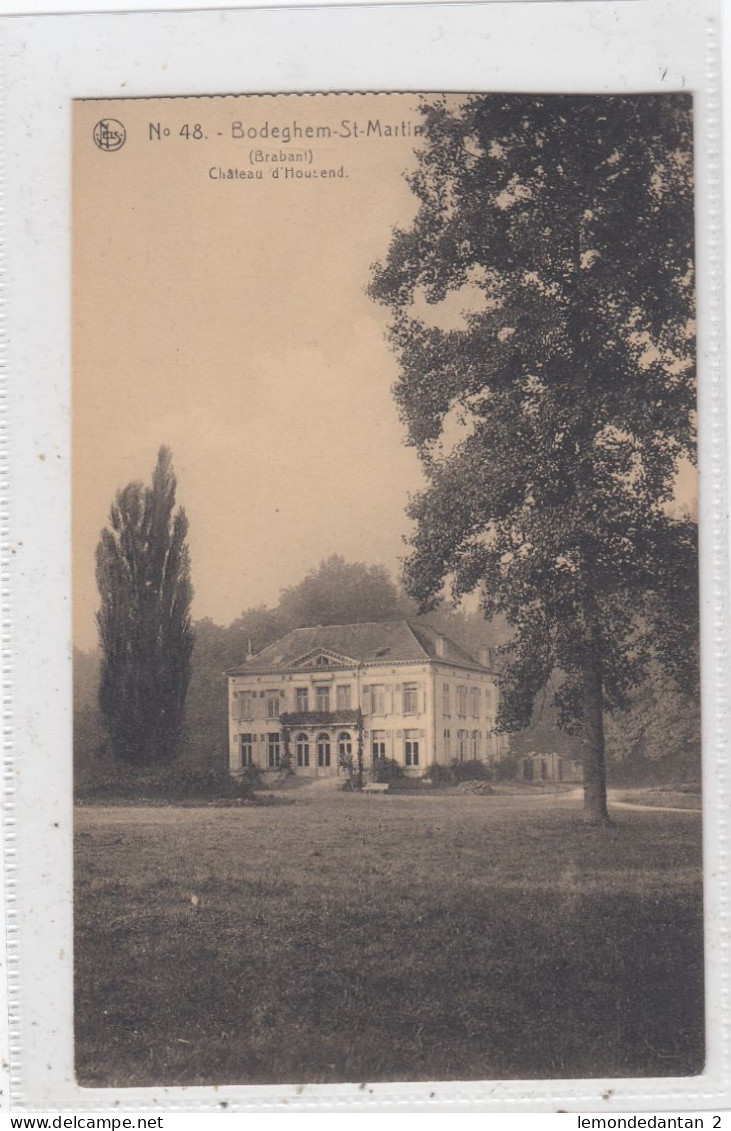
[608,793,701,815]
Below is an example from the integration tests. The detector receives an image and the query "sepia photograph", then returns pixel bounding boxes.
[72,90,701,1089]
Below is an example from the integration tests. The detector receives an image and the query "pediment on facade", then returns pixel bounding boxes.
[288,647,357,670]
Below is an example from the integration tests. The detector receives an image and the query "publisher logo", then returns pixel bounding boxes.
[93,119,126,152]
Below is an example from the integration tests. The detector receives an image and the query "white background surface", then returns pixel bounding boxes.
[1,0,727,1115]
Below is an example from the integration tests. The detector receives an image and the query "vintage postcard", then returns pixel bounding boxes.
[71,88,704,1090]
[4,0,728,1113]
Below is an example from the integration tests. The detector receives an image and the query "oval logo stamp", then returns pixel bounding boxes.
[92,119,126,152]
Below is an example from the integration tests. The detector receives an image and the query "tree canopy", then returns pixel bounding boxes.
[370,94,698,822]
[277,554,403,629]
[96,446,194,764]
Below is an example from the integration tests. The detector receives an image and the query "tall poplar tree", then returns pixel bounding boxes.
[96,446,194,764]
[369,94,697,823]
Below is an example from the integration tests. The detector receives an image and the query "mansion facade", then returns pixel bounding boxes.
[227,620,507,777]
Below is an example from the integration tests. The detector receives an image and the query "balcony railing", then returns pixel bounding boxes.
[280,709,360,727]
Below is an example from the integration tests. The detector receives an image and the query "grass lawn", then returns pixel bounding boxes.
[74,789,703,1087]
[613,788,702,811]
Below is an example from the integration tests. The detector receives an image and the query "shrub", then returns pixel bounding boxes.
[423,762,452,787]
[494,755,519,781]
[374,756,403,783]
[450,759,489,783]
[75,762,256,803]
[457,779,495,795]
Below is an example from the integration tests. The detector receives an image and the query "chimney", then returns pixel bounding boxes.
[435,633,446,658]
[479,646,492,668]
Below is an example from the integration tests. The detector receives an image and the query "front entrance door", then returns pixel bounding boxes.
[316,732,334,775]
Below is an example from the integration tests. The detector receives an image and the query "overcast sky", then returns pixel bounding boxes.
[74,93,433,650]
[73,92,696,652]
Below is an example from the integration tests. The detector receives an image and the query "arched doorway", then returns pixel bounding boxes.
[296,733,310,769]
[337,731,352,767]
[317,732,332,770]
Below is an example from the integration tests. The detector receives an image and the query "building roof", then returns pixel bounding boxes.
[227,620,494,676]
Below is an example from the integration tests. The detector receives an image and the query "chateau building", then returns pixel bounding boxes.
[226,620,507,777]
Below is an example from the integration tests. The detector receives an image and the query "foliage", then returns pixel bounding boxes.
[182,609,283,768]
[424,759,490,785]
[369,94,697,822]
[604,657,701,784]
[423,762,452,786]
[75,763,257,803]
[493,755,519,782]
[278,554,403,629]
[450,758,490,783]
[337,747,355,776]
[73,704,109,785]
[374,756,404,783]
[508,679,587,759]
[96,447,194,764]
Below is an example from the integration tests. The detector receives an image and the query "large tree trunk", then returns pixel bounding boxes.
[581,637,612,825]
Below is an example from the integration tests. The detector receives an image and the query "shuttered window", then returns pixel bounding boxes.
[267,733,281,768]
[403,683,418,714]
[371,730,386,759]
[336,685,351,711]
[404,729,419,767]
[239,734,253,767]
[371,685,386,714]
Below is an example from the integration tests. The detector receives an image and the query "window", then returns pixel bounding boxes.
[371,685,386,714]
[443,728,450,755]
[371,730,386,761]
[237,692,254,720]
[470,687,481,717]
[457,686,468,716]
[266,690,281,719]
[403,683,418,714]
[239,733,253,767]
[315,685,330,713]
[404,729,420,767]
[317,733,331,768]
[337,731,352,763]
[471,730,479,758]
[336,684,351,711]
[458,729,468,761]
[443,684,451,716]
[296,687,309,712]
[267,733,280,768]
[296,733,310,768]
